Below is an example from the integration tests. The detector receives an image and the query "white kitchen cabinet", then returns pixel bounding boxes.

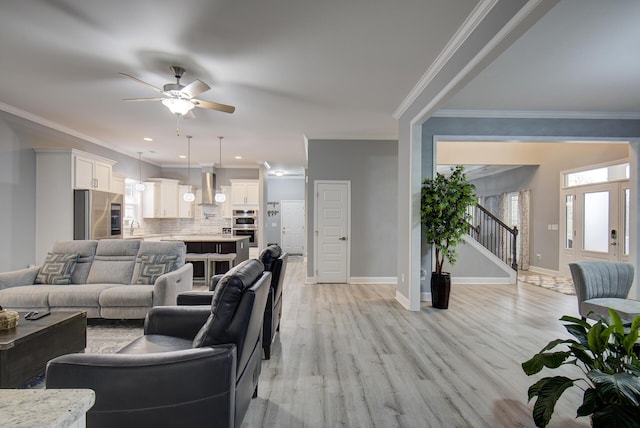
[231,180,259,206]
[34,148,117,262]
[178,185,194,218]
[73,153,113,191]
[142,179,179,218]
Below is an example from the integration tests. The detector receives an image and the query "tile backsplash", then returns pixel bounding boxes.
[126,190,231,238]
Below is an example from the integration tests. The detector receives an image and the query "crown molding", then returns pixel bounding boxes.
[0,100,122,151]
[393,0,499,119]
[432,109,640,120]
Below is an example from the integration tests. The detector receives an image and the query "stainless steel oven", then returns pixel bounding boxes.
[234,229,257,247]
[232,209,257,246]
[232,209,257,229]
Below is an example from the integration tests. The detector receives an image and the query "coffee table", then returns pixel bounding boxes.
[0,311,86,388]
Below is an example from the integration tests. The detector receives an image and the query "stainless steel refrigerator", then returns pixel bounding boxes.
[74,190,123,240]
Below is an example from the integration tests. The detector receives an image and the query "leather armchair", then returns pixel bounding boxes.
[177,245,288,360]
[46,258,271,428]
[259,245,288,359]
[569,261,639,321]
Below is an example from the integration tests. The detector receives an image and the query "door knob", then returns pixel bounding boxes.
[339,236,347,241]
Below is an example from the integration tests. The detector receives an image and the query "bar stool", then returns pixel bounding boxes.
[185,253,210,284]
[207,253,237,285]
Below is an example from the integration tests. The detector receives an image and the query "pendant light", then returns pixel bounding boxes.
[214,136,226,203]
[134,152,145,191]
[183,135,195,202]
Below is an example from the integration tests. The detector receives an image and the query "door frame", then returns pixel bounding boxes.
[559,159,630,276]
[313,180,351,283]
[280,199,305,255]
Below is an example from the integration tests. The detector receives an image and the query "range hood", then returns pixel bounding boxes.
[201,169,216,205]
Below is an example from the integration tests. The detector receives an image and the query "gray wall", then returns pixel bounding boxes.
[161,167,259,187]
[420,116,640,292]
[467,143,629,271]
[307,139,397,279]
[0,111,161,271]
[265,177,305,246]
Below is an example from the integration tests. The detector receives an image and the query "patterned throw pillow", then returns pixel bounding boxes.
[35,253,79,285]
[136,254,179,285]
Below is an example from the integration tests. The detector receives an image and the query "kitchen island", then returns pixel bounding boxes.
[158,235,250,277]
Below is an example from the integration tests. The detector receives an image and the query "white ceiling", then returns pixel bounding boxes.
[0,1,638,175]
[440,0,640,115]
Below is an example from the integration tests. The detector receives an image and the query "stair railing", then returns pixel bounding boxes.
[467,204,518,271]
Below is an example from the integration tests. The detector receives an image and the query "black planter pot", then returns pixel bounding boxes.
[431,272,451,309]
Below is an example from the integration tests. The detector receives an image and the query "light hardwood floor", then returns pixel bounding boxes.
[242,258,590,427]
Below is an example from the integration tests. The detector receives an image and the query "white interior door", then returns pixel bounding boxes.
[281,200,304,255]
[560,181,629,275]
[315,181,350,283]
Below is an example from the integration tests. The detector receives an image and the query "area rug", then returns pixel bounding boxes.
[518,271,576,295]
[20,321,144,389]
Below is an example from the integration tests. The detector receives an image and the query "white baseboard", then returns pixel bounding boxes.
[349,277,397,285]
[527,265,561,276]
[452,277,515,285]
[305,276,316,284]
[395,290,411,309]
[420,292,432,302]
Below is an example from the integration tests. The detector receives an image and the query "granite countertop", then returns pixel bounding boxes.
[164,235,249,242]
[135,234,249,242]
[0,389,95,427]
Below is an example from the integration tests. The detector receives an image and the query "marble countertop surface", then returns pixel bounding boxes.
[138,234,249,242]
[0,389,95,427]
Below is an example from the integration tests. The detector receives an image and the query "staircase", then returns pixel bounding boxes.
[467,204,518,271]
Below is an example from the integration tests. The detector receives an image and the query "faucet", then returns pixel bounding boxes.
[130,220,140,236]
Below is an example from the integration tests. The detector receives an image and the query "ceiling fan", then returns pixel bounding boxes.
[119,66,235,118]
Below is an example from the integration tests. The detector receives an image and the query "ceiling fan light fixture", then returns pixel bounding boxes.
[162,98,195,116]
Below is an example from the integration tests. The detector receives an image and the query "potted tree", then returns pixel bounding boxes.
[522,310,640,427]
[420,165,476,309]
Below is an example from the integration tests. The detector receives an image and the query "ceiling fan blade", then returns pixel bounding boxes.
[192,99,236,114]
[181,79,211,98]
[118,72,164,94]
[183,110,196,120]
[123,97,165,102]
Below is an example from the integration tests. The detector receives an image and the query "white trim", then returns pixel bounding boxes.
[452,277,514,285]
[420,292,432,302]
[0,100,147,159]
[313,180,351,284]
[305,276,316,284]
[460,235,518,284]
[396,290,411,309]
[394,0,499,118]
[409,0,547,126]
[349,277,397,285]
[432,109,640,120]
[526,265,561,277]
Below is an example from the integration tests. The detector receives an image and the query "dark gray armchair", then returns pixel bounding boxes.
[177,244,288,359]
[46,259,271,428]
[569,260,639,321]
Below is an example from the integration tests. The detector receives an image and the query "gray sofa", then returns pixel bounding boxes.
[0,239,193,319]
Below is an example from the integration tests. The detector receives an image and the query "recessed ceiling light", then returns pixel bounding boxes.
[143,137,153,142]
[235,156,242,159]
[179,155,186,159]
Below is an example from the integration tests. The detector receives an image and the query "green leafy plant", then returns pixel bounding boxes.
[420,165,476,274]
[522,309,640,427]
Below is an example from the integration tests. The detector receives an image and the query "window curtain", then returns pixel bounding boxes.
[498,193,508,260]
[518,189,530,270]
